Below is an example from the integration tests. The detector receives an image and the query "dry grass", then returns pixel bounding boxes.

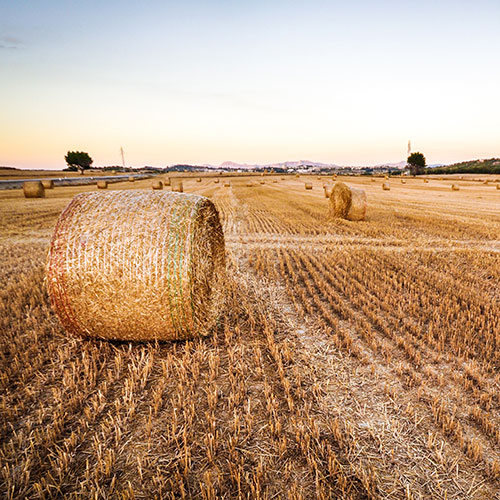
[1,173,500,499]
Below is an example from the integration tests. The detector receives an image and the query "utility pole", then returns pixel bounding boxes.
[120,147,126,169]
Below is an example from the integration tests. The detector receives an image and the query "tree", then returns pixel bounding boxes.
[65,151,93,174]
[407,152,426,176]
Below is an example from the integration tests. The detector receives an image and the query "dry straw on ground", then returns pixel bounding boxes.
[172,181,183,193]
[41,180,54,189]
[23,181,45,198]
[152,180,163,190]
[329,182,367,221]
[382,183,390,191]
[46,190,226,341]
[452,184,460,191]
[97,180,108,189]
[305,183,313,190]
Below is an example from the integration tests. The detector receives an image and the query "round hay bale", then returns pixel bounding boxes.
[451,184,460,191]
[246,182,254,187]
[295,174,300,178]
[224,182,230,187]
[384,175,389,180]
[272,179,278,183]
[152,180,163,190]
[42,179,54,189]
[329,182,366,221]
[46,191,225,341]
[23,181,45,198]
[164,177,171,186]
[305,183,313,190]
[281,177,286,181]
[423,179,429,183]
[496,184,500,190]
[401,179,406,184]
[128,176,135,182]
[371,178,376,182]
[196,178,202,182]
[214,179,220,184]
[382,182,390,191]
[171,181,183,193]
[260,180,265,185]
[97,180,108,189]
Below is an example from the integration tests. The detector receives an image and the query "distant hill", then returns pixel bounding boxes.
[428,158,500,175]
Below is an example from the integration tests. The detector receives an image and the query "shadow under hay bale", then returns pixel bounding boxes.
[152,180,163,190]
[330,182,366,221]
[305,183,313,190]
[97,180,108,189]
[23,181,45,198]
[42,180,54,189]
[46,191,225,341]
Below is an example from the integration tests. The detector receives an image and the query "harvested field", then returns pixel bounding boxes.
[1,174,499,499]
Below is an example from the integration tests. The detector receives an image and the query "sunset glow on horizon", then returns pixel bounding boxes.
[1,0,499,170]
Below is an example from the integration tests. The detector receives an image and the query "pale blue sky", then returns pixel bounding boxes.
[1,0,499,168]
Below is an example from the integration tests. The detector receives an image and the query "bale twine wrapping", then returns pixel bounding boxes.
[42,179,54,189]
[452,184,460,191]
[46,190,225,341]
[382,182,390,191]
[329,182,366,221]
[305,183,313,190]
[128,176,135,182]
[23,181,45,198]
[152,180,163,190]
[172,181,183,193]
[97,180,108,189]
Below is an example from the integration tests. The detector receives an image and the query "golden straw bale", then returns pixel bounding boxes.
[171,181,183,192]
[451,184,459,191]
[46,191,225,341]
[42,179,54,189]
[97,180,108,189]
[23,181,45,198]
[273,179,277,183]
[305,183,313,190]
[324,186,331,198]
[423,179,429,183]
[128,176,135,182]
[152,180,163,190]
[246,182,254,187]
[260,181,265,184]
[214,179,219,184]
[164,177,171,186]
[401,179,406,184]
[224,182,230,187]
[496,184,500,190]
[295,174,300,178]
[329,182,366,221]
[384,175,389,180]
[196,178,202,182]
[281,177,286,181]
[382,182,390,190]
[371,178,376,182]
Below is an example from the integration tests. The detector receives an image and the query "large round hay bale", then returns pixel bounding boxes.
[305,183,313,190]
[97,180,108,189]
[42,179,54,189]
[329,182,366,221]
[164,177,171,186]
[128,176,135,182]
[172,181,183,193]
[196,178,202,183]
[382,182,390,191]
[152,180,163,190]
[451,184,460,191]
[46,191,225,341]
[23,181,45,198]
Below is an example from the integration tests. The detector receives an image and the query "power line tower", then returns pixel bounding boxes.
[120,147,126,169]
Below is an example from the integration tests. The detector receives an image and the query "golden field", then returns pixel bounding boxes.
[1,174,499,499]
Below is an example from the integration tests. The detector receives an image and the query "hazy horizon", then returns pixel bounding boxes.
[1,0,499,170]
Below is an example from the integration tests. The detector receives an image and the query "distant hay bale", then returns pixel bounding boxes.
[260,180,265,184]
[384,175,389,180]
[196,178,202,182]
[295,174,300,178]
[451,184,459,191]
[23,181,45,198]
[46,191,225,341]
[171,181,183,192]
[305,183,313,190]
[164,177,171,186]
[152,180,163,190]
[128,176,135,182]
[246,182,254,187]
[42,179,54,189]
[382,183,390,191]
[330,182,366,221]
[371,178,376,182]
[273,179,278,183]
[214,179,220,184]
[423,179,429,183]
[401,179,406,184]
[496,184,500,190]
[483,180,489,185]
[224,182,230,187]
[97,180,108,189]
[281,177,286,181]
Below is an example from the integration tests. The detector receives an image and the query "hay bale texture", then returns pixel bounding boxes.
[330,182,366,221]
[46,191,225,341]
[152,180,163,190]
[23,181,45,198]
[42,179,54,189]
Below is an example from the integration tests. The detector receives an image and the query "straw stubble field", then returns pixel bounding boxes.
[1,175,499,499]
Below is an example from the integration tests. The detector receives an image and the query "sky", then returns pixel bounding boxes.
[1,0,499,169]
